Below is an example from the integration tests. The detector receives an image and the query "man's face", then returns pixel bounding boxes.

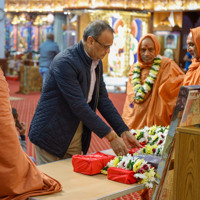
[187,32,198,59]
[88,30,113,61]
[140,37,156,64]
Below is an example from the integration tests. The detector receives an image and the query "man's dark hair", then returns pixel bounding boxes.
[83,20,114,42]
[47,33,54,41]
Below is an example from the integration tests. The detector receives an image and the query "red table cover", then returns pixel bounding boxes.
[107,167,137,184]
[72,152,115,175]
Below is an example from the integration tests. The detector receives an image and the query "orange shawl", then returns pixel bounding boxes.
[122,34,184,130]
[0,69,62,200]
[183,27,200,86]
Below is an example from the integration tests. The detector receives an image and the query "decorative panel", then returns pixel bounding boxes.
[90,10,150,76]
[4,0,200,12]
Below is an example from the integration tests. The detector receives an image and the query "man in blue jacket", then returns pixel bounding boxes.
[39,33,60,86]
[29,20,141,165]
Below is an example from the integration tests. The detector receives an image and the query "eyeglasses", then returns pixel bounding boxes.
[93,37,112,50]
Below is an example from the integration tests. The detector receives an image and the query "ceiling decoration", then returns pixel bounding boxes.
[4,0,200,12]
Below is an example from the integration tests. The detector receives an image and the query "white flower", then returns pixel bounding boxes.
[130,129,137,135]
[139,137,146,143]
[155,145,164,156]
[132,78,140,84]
[143,84,150,93]
[143,126,150,132]
[136,92,145,98]
[145,182,153,188]
[146,77,155,84]
[149,73,157,79]
[117,154,136,170]
[156,54,162,59]
[152,65,160,71]
[134,173,146,179]
[164,129,169,135]
[132,73,140,79]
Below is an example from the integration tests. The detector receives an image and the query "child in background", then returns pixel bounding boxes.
[12,107,36,163]
[12,107,26,151]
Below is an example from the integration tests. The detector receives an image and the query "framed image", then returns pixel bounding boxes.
[164,34,177,49]
[182,33,188,49]
[180,90,200,127]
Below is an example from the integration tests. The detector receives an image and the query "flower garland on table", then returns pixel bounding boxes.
[130,56,162,105]
[101,154,156,188]
[130,125,169,156]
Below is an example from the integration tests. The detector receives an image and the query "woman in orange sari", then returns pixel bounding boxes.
[0,69,62,200]
[122,34,184,130]
[183,26,200,86]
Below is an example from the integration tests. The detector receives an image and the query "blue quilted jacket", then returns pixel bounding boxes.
[29,41,128,158]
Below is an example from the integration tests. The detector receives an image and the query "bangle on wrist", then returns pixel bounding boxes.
[108,133,118,143]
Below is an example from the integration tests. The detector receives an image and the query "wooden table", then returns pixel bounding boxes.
[174,127,200,200]
[34,149,145,200]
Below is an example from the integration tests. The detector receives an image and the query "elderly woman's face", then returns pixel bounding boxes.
[140,37,156,64]
[187,32,198,59]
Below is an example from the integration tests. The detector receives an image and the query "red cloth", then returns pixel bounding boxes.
[72,152,115,175]
[107,167,137,184]
[129,147,143,155]
[129,143,145,155]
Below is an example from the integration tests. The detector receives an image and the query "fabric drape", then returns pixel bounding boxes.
[183,27,200,86]
[0,69,62,200]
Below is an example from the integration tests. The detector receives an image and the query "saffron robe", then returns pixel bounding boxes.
[183,27,200,86]
[0,69,62,200]
[122,34,184,130]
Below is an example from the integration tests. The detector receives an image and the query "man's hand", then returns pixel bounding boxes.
[105,131,129,156]
[120,131,142,149]
[110,136,129,156]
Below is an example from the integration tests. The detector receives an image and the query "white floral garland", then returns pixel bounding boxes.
[101,154,156,188]
[131,56,162,103]
[101,125,169,188]
[130,125,169,156]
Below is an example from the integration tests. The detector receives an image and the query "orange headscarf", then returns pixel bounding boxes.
[137,33,161,67]
[0,69,62,200]
[183,26,200,86]
[190,27,200,58]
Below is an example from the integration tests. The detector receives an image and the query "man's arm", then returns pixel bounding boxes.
[97,63,129,135]
[97,63,141,153]
[52,57,112,138]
